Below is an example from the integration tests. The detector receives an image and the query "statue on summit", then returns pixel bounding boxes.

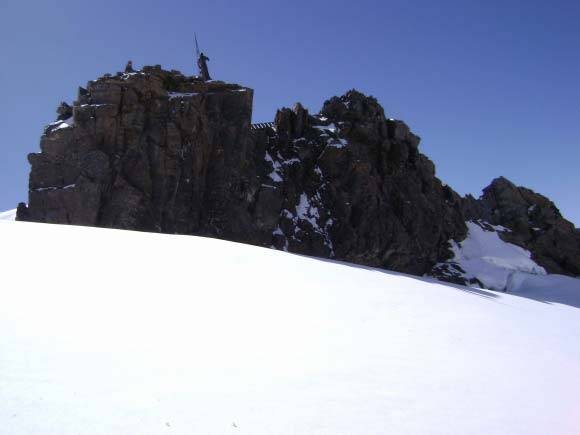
[197,52,211,81]
[195,33,211,81]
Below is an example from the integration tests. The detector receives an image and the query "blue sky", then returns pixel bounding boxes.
[1,0,579,225]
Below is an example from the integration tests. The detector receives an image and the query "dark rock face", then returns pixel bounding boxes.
[19,67,579,282]
[19,67,258,243]
[258,90,466,274]
[463,177,580,276]
[18,69,468,276]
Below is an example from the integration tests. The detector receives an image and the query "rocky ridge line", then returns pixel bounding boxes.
[16,66,580,284]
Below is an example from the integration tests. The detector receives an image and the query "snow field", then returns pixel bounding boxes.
[0,209,16,220]
[438,221,580,308]
[0,220,579,434]
[449,221,546,291]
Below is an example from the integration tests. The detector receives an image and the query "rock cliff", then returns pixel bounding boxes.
[16,66,579,282]
[462,177,580,276]
[258,92,466,274]
[18,66,256,240]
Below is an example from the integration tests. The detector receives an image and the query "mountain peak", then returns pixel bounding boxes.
[321,89,385,122]
[14,66,580,285]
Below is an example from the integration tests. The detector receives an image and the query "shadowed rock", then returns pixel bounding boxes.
[462,176,580,276]
[17,67,579,281]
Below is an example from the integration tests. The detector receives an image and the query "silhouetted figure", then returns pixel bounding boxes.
[198,52,211,81]
[125,60,134,73]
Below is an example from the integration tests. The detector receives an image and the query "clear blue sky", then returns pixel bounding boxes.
[1,0,579,225]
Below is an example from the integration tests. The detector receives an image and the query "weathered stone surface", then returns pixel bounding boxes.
[19,67,256,241]
[463,176,580,276]
[255,89,466,274]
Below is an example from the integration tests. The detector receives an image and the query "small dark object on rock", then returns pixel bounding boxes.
[76,86,91,105]
[56,102,72,120]
[15,202,28,222]
[125,60,134,73]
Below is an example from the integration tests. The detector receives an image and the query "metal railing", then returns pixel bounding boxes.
[251,122,275,131]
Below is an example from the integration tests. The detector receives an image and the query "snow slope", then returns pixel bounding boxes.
[434,221,580,308]
[452,221,547,287]
[1,220,580,435]
[0,208,16,220]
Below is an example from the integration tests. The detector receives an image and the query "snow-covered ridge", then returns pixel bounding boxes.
[1,220,579,435]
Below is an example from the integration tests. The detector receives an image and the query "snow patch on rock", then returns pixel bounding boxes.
[168,91,200,99]
[34,184,76,192]
[434,221,546,291]
[288,192,335,257]
[314,123,348,148]
[296,193,320,229]
[49,117,75,132]
[264,151,283,182]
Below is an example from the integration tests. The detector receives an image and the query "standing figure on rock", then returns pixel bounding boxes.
[198,52,211,81]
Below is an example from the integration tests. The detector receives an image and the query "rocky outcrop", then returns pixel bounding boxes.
[17,67,468,276]
[257,90,466,274]
[18,66,580,283]
[19,66,258,242]
[462,177,580,276]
